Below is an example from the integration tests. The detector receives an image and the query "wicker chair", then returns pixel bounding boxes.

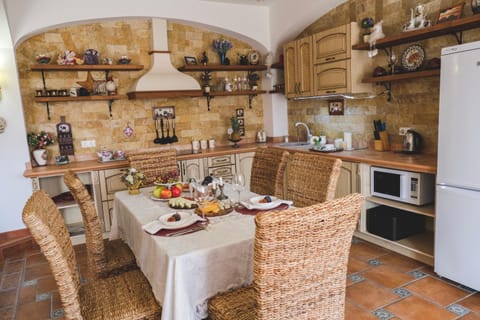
[285,152,342,207]
[64,170,137,279]
[22,190,162,319]
[208,193,364,320]
[250,148,289,199]
[127,148,178,187]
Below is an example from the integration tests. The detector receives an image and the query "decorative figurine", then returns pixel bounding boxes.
[200,51,209,65]
[403,5,431,32]
[368,20,386,58]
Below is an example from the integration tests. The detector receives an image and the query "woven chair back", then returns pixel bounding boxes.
[22,190,82,318]
[64,170,106,277]
[250,148,289,198]
[286,153,342,207]
[253,193,364,319]
[127,149,178,187]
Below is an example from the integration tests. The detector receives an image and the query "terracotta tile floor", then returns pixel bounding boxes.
[1,238,479,320]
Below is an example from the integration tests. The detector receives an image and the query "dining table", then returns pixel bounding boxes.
[110,184,289,320]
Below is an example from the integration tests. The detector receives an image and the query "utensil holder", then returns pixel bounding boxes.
[374,140,384,151]
[379,131,390,151]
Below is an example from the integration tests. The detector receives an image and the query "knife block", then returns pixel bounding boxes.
[378,131,390,151]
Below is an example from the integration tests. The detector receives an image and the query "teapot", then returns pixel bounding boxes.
[403,130,422,154]
[97,149,113,162]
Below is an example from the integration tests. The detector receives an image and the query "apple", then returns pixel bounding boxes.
[153,186,165,198]
[171,186,182,197]
[160,189,172,199]
[174,183,183,193]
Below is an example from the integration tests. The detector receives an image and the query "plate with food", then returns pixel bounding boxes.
[400,44,425,72]
[248,195,280,209]
[158,212,203,229]
[195,200,234,217]
[168,197,198,209]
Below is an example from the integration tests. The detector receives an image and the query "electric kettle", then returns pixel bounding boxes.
[403,130,422,153]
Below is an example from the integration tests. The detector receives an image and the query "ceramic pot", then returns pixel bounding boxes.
[33,149,48,166]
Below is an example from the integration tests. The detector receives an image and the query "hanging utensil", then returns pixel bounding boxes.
[160,116,166,144]
[154,117,161,144]
[164,112,172,143]
[171,113,178,143]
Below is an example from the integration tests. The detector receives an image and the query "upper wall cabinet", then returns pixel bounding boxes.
[313,24,351,64]
[283,36,314,99]
[312,22,371,97]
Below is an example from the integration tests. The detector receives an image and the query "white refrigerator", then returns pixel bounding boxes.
[435,40,480,291]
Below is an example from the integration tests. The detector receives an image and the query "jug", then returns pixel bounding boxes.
[403,130,421,154]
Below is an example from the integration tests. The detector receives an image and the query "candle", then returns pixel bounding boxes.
[219,177,223,186]
[344,132,352,150]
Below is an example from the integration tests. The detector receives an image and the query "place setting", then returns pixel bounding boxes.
[142,211,209,237]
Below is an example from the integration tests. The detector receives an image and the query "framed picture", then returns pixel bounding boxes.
[237,118,244,126]
[437,3,465,23]
[184,56,198,65]
[328,100,344,116]
[236,108,244,117]
[239,127,245,136]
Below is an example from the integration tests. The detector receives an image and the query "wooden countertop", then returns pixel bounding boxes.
[23,142,437,178]
[270,145,437,174]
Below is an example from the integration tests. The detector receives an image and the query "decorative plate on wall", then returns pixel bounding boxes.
[401,44,425,71]
[248,50,260,65]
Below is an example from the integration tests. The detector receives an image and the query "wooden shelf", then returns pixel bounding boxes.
[366,196,435,218]
[271,62,284,69]
[352,14,480,50]
[31,64,144,71]
[179,64,267,72]
[362,69,440,83]
[34,95,125,103]
[207,90,266,97]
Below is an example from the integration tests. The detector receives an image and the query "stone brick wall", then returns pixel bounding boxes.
[16,20,263,160]
[288,0,480,154]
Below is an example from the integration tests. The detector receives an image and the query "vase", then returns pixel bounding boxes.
[218,51,227,65]
[127,180,143,195]
[33,149,48,166]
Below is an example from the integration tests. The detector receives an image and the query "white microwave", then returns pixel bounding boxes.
[370,166,435,205]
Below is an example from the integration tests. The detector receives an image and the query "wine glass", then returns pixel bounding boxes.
[232,173,245,205]
[193,183,211,220]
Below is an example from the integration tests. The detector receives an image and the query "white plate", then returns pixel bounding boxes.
[151,195,170,202]
[248,196,280,209]
[158,212,201,229]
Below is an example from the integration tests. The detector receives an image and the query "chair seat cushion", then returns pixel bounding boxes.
[101,239,137,277]
[80,269,161,319]
[208,286,255,320]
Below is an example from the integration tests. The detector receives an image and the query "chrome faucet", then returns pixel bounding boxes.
[295,122,312,144]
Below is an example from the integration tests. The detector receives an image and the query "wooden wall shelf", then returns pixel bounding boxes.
[178,64,267,72]
[34,95,125,103]
[362,69,440,83]
[352,14,480,50]
[31,64,144,71]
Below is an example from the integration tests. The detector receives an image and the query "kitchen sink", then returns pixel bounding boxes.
[278,142,311,147]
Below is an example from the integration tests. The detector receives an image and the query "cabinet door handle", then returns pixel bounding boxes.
[325,57,335,61]
[326,90,337,93]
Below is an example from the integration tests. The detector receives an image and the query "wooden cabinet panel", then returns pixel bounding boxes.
[313,24,351,64]
[236,152,255,192]
[179,159,205,182]
[335,161,359,198]
[314,60,351,95]
[99,168,127,201]
[283,36,313,99]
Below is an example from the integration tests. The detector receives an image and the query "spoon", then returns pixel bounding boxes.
[171,114,178,143]
[153,117,161,144]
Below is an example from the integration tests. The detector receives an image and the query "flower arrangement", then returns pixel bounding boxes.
[121,168,146,189]
[212,39,233,53]
[27,131,55,149]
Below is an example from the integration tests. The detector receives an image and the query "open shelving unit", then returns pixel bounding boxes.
[31,64,144,119]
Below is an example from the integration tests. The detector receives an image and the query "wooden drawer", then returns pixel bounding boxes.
[207,155,235,167]
[208,165,235,177]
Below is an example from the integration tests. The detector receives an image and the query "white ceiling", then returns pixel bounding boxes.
[202,0,275,6]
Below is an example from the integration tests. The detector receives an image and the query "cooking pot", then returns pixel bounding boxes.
[403,129,421,153]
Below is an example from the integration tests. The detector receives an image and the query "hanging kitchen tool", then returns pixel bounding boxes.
[160,116,166,144]
[171,113,178,143]
[164,112,172,143]
[154,116,161,144]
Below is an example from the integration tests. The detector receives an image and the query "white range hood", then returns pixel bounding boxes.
[128,19,201,99]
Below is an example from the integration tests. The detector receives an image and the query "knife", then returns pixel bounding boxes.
[165,224,207,237]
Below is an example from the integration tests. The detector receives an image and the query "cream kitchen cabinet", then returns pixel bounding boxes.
[236,151,255,192]
[206,154,236,184]
[31,171,102,244]
[354,163,435,266]
[283,36,314,99]
[313,24,351,64]
[335,161,359,198]
[98,168,128,232]
[178,158,205,182]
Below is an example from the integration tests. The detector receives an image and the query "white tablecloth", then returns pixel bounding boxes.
[110,186,257,320]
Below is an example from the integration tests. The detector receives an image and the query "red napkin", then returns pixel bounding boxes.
[235,203,290,215]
